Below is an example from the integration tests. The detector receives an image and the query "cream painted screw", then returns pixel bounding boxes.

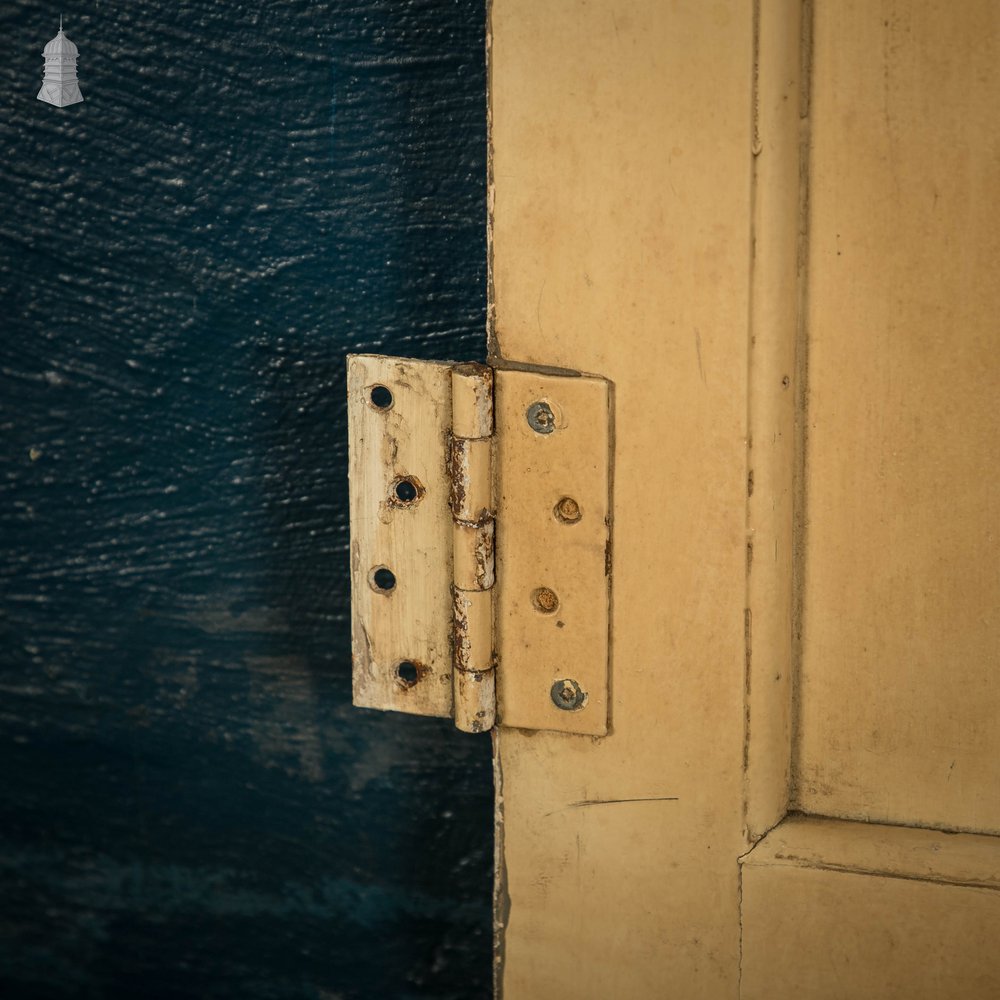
[554,496,582,523]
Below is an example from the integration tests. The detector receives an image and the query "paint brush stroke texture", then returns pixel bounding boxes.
[0,1,489,997]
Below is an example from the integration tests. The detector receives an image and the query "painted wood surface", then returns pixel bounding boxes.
[490,2,756,994]
[742,816,1000,999]
[0,2,491,997]
[794,0,1000,833]
[489,1,1000,996]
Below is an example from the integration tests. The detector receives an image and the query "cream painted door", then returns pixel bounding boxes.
[489,2,1000,997]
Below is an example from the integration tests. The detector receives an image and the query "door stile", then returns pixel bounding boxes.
[489,2,761,995]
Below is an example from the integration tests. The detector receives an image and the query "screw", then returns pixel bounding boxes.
[554,496,582,523]
[551,678,586,711]
[531,587,559,613]
[526,401,556,434]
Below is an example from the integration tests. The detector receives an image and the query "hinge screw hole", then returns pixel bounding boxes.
[390,476,423,506]
[369,384,393,410]
[396,660,421,686]
[369,566,397,593]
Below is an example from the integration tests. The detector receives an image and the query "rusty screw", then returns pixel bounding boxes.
[551,678,585,711]
[531,587,560,614]
[526,401,555,434]
[554,496,582,524]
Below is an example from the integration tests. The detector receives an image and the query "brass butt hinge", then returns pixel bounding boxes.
[347,354,611,736]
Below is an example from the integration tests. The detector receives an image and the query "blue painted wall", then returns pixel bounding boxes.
[0,2,492,997]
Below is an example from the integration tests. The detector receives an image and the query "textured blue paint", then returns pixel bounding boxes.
[0,2,491,997]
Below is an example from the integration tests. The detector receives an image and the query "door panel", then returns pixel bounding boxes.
[795,0,1000,834]
[742,816,1000,1000]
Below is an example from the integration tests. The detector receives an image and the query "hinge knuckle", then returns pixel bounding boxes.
[450,364,496,733]
[453,516,495,591]
[449,437,492,522]
[451,364,494,439]
[451,588,495,733]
